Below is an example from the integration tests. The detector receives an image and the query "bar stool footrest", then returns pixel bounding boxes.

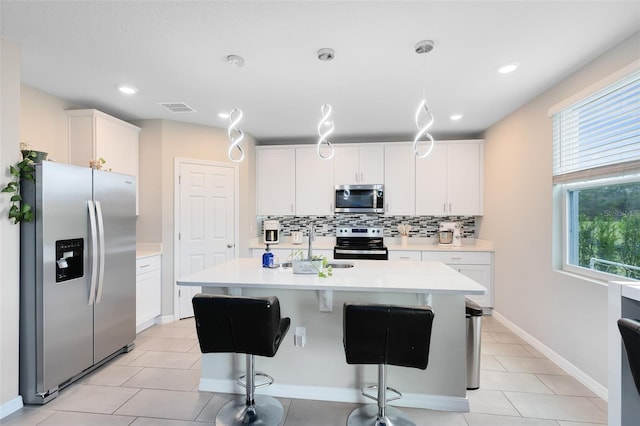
[361,385,402,403]
[237,372,275,389]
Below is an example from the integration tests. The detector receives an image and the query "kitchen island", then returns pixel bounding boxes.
[178,258,485,411]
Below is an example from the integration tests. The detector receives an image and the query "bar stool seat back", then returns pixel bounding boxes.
[344,304,433,370]
[618,318,640,395]
[193,294,289,357]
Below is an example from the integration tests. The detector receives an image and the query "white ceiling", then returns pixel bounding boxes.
[2,1,639,143]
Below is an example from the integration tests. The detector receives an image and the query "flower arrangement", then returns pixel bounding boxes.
[290,250,333,277]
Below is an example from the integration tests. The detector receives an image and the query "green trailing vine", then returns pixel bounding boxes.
[2,150,36,223]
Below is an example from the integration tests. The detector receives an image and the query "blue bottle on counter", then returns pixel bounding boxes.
[262,250,274,268]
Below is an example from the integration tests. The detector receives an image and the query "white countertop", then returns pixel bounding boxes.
[177,258,486,294]
[248,237,493,252]
[136,243,163,259]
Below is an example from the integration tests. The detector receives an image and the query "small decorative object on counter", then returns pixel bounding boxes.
[290,250,333,277]
[262,245,274,268]
[398,224,411,246]
[89,157,111,171]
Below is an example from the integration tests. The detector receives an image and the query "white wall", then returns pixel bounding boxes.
[0,38,23,416]
[480,31,640,388]
[20,85,78,162]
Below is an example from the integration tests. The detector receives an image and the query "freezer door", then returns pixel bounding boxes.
[92,169,136,362]
[36,162,94,396]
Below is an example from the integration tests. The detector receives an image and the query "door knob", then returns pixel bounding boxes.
[227,244,234,248]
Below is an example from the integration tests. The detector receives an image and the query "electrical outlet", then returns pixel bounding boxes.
[294,326,306,347]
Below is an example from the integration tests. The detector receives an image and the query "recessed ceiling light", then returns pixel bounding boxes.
[117,85,138,95]
[498,63,519,74]
[450,114,463,121]
[218,112,230,119]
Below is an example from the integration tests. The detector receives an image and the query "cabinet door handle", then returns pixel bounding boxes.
[449,203,452,213]
[139,264,151,268]
[290,204,294,212]
[450,257,462,261]
[355,172,358,182]
[443,203,446,214]
[360,172,364,182]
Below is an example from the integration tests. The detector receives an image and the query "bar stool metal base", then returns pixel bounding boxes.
[347,404,415,426]
[215,394,284,426]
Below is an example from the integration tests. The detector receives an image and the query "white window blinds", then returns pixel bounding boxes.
[552,69,640,183]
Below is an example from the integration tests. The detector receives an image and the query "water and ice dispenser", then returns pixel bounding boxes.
[55,238,84,282]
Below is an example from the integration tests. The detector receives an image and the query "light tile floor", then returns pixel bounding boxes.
[3,315,608,425]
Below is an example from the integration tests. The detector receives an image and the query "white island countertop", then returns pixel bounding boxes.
[177,258,486,295]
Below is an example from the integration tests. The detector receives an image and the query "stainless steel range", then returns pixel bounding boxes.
[333,227,388,260]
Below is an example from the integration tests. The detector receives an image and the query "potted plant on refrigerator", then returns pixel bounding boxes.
[1,147,40,223]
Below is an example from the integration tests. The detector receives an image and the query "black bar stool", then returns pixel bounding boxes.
[343,303,435,426]
[192,293,290,426]
[618,318,640,395]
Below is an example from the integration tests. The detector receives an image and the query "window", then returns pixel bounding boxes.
[552,67,640,281]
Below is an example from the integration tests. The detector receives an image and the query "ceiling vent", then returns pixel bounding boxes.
[158,102,196,113]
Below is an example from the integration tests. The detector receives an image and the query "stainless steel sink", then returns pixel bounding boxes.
[327,262,354,268]
[277,261,354,269]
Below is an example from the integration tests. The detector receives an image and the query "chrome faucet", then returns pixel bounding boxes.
[307,225,315,260]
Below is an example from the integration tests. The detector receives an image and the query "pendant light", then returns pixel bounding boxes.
[413,40,436,159]
[316,48,335,160]
[226,108,245,162]
[225,54,245,163]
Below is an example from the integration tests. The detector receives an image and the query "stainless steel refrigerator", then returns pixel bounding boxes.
[20,161,136,404]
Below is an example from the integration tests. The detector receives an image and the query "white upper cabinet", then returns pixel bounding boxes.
[416,140,483,216]
[67,109,140,212]
[334,145,384,185]
[67,109,140,175]
[384,143,415,215]
[256,147,296,215]
[295,147,334,215]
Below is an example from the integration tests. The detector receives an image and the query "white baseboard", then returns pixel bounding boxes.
[155,314,175,325]
[492,310,608,400]
[0,396,23,420]
[199,378,469,412]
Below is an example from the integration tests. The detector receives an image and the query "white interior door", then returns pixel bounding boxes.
[177,160,237,319]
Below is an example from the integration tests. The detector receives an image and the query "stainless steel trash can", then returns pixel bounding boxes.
[466,298,483,390]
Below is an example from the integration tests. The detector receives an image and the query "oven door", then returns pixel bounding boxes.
[333,247,388,260]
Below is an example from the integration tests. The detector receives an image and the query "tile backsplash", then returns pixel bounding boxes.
[257,215,476,238]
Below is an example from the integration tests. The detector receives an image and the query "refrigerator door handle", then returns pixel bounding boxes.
[95,201,106,304]
[87,200,98,305]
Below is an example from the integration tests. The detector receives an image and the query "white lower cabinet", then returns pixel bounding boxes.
[388,250,422,261]
[421,251,493,308]
[136,255,162,332]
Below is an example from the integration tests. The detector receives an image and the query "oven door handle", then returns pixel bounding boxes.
[334,248,388,255]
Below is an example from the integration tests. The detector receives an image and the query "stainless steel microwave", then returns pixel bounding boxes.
[335,184,384,213]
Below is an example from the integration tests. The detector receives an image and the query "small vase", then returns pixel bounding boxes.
[401,235,408,246]
[21,150,48,163]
